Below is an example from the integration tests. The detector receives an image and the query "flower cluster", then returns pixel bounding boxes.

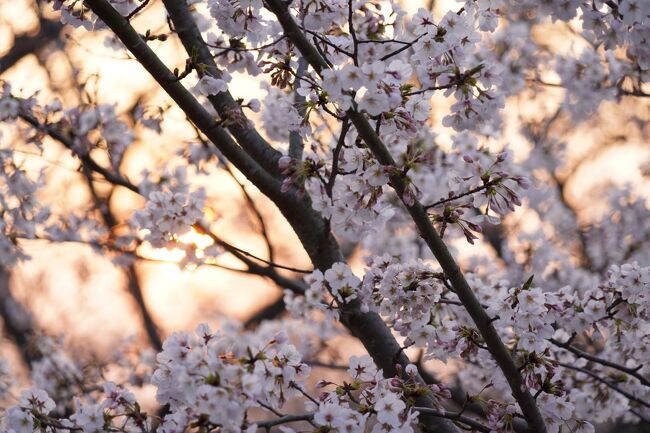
[1,1,650,433]
[1,324,315,433]
[313,360,422,433]
[555,50,619,122]
[63,103,134,166]
[131,168,206,249]
[303,149,395,241]
[261,85,303,143]
[5,389,57,433]
[153,323,311,431]
[359,257,445,346]
[286,262,362,321]
[0,147,50,266]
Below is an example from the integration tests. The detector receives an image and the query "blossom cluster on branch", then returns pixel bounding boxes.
[0,0,649,433]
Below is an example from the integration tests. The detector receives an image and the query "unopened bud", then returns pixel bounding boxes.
[278,155,293,171]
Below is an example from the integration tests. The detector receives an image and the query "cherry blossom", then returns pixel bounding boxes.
[0,1,649,433]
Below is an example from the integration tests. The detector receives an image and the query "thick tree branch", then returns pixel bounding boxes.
[263,2,546,432]
[83,0,343,276]
[75,4,458,433]
[160,0,283,178]
[82,0,281,202]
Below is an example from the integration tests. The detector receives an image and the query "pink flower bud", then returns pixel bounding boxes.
[247,99,261,112]
[278,155,293,171]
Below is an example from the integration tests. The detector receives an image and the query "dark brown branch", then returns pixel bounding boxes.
[160,0,283,178]
[223,164,276,263]
[349,98,547,433]
[83,0,282,202]
[302,28,355,58]
[263,2,546,432]
[196,226,312,274]
[325,119,351,197]
[256,413,314,429]
[379,33,426,62]
[84,0,343,277]
[124,264,163,351]
[413,407,492,433]
[551,339,649,388]
[347,0,359,65]
[126,0,150,20]
[559,362,650,410]
[82,167,163,351]
[423,179,502,209]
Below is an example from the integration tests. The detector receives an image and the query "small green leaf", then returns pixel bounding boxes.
[522,274,534,291]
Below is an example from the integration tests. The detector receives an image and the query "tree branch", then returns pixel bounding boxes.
[263,2,546,432]
[255,413,314,429]
[559,362,650,410]
[82,0,282,203]
[77,4,457,433]
[82,166,163,351]
[83,0,343,276]
[551,339,649,388]
[160,0,283,177]
[413,407,492,433]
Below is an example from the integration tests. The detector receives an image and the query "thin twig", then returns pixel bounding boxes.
[559,362,650,409]
[255,413,314,429]
[551,339,649,387]
[423,179,501,210]
[126,0,150,20]
[413,407,492,433]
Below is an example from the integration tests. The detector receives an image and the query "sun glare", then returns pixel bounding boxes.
[137,227,215,267]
